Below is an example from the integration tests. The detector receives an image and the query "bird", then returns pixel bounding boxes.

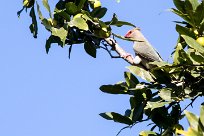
[124,27,163,70]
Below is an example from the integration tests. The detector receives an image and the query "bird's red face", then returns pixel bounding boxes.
[124,30,133,38]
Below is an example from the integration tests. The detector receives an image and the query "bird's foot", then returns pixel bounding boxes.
[120,53,133,59]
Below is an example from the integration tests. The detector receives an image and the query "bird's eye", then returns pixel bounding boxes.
[129,31,132,34]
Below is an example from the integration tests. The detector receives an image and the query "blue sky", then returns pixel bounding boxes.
[0,0,203,136]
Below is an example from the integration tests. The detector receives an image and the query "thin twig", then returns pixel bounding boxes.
[181,95,199,113]
[116,125,131,136]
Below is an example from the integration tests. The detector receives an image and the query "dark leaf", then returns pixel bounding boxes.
[173,0,185,13]
[68,45,72,59]
[124,72,139,88]
[45,35,63,53]
[77,0,86,10]
[65,2,78,15]
[100,84,128,94]
[29,6,38,38]
[91,7,107,19]
[171,8,194,27]
[84,41,97,58]
[176,24,195,38]
[194,1,204,25]
[99,112,133,125]
[17,7,25,18]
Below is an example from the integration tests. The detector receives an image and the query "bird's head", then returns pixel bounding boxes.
[124,27,144,41]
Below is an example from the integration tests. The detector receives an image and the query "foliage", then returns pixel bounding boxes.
[17,0,135,57]
[18,0,204,135]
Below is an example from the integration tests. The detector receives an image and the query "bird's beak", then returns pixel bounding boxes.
[124,33,129,38]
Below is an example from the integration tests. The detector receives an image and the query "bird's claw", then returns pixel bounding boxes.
[121,53,133,59]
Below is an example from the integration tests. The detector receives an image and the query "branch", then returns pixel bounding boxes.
[104,37,145,69]
[181,95,199,113]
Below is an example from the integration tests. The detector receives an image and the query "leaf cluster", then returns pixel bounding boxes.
[17,0,204,135]
[17,0,135,58]
[99,0,204,135]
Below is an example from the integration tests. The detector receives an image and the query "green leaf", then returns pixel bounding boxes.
[149,61,171,67]
[51,27,68,46]
[173,0,185,13]
[99,84,128,94]
[29,6,38,38]
[188,49,204,64]
[42,0,52,18]
[145,101,170,111]
[159,88,172,101]
[194,1,204,25]
[131,103,144,122]
[91,7,107,19]
[36,2,51,30]
[182,35,204,54]
[200,105,204,128]
[112,33,136,41]
[56,11,70,21]
[99,112,133,125]
[106,20,136,27]
[139,131,157,136]
[126,66,154,82]
[171,8,194,27]
[176,24,195,38]
[45,35,63,53]
[36,2,43,20]
[77,0,86,10]
[185,110,199,130]
[124,72,139,88]
[84,41,97,58]
[188,0,199,10]
[65,2,78,15]
[68,16,89,30]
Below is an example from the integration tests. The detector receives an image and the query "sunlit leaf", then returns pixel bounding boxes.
[182,35,204,54]
[159,88,172,101]
[188,0,199,10]
[145,101,170,111]
[42,0,52,18]
[200,105,204,128]
[126,66,154,82]
[51,27,68,45]
[185,110,199,130]
[68,16,88,30]
[139,131,157,136]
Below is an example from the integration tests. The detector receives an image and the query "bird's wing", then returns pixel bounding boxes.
[134,42,163,62]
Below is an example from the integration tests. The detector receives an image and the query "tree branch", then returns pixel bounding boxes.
[104,37,146,69]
